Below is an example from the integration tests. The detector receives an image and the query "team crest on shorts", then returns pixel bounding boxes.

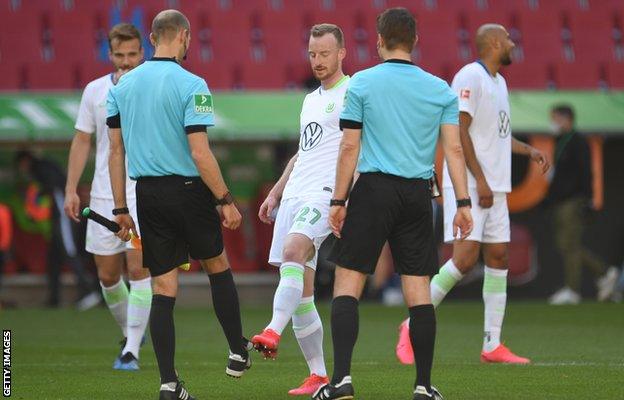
[460,89,471,99]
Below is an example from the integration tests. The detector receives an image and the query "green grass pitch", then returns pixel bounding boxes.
[4,302,623,399]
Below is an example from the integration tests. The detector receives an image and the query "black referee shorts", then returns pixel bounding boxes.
[328,172,438,276]
[136,175,224,277]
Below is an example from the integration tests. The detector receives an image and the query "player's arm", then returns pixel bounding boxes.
[458,112,494,208]
[512,137,550,174]
[259,153,298,224]
[187,131,241,230]
[329,127,361,237]
[64,131,92,222]
[271,153,298,199]
[108,127,135,241]
[440,123,473,239]
[105,89,136,241]
[441,123,469,201]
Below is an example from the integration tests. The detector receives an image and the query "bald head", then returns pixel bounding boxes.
[475,23,514,66]
[151,9,190,44]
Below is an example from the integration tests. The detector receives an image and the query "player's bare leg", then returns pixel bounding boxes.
[480,243,530,364]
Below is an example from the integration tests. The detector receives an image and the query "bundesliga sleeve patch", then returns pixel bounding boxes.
[193,94,213,114]
[460,89,471,99]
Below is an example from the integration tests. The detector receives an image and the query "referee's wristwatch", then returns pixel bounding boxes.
[216,191,234,206]
[456,198,472,208]
[112,207,129,215]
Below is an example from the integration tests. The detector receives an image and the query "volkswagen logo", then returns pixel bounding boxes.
[498,110,510,138]
[300,122,323,151]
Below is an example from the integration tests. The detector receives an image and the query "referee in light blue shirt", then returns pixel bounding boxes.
[106,9,251,400]
[313,8,473,400]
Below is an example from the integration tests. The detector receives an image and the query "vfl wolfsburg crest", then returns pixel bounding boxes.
[194,94,213,114]
[325,102,335,113]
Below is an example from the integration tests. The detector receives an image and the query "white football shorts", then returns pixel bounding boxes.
[85,196,140,255]
[443,187,510,244]
[268,196,332,270]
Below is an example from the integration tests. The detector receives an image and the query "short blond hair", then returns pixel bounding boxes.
[108,23,142,50]
[310,23,345,48]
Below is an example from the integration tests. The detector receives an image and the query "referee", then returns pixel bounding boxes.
[106,10,250,400]
[313,8,473,400]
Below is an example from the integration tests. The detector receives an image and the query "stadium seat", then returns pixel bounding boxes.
[0,63,23,89]
[568,6,611,63]
[554,62,600,89]
[26,61,77,89]
[1,0,621,90]
[48,9,98,65]
[504,63,549,89]
[606,62,624,88]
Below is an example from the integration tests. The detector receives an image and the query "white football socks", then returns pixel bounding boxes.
[123,277,152,358]
[482,266,508,352]
[292,296,327,377]
[101,278,129,337]
[430,259,464,308]
[267,262,305,334]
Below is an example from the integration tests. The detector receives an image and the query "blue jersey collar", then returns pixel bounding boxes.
[476,59,496,77]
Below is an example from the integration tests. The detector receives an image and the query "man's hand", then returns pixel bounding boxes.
[476,179,493,209]
[63,191,81,222]
[529,148,550,174]
[222,203,242,230]
[453,207,473,240]
[258,194,279,224]
[114,214,137,242]
[329,206,347,238]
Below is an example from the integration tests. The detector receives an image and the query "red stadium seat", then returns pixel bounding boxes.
[504,63,549,89]
[554,62,600,89]
[0,0,619,90]
[26,61,77,89]
[568,6,611,63]
[606,62,624,88]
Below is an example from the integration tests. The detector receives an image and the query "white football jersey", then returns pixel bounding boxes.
[443,62,512,193]
[282,76,350,200]
[75,74,136,200]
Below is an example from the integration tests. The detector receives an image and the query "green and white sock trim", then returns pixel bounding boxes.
[101,278,129,337]
[293,296,322,338]
[278,263,305,289]
[101,278,129,305]
[430,259,463,308]
[483,267,508,294]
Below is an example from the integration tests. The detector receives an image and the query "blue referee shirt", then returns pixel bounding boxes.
[106,57,215,179]
[340,59,458,179]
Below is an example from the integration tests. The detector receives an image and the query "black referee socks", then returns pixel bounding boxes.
[151,294,177,384]
[331,295,359,385]
[209,269,247,358]
[409,304,436,392]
